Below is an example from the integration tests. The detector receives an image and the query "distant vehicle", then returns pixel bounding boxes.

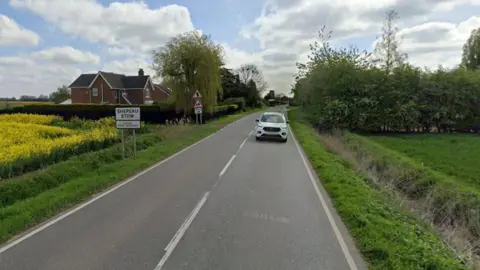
[255,112,289,143]
[267,99,276,107]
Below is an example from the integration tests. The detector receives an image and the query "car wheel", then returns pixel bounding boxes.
[256,137,261,141]
[281,138,288,143]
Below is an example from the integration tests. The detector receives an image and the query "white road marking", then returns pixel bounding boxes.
[236,135,249,155]
[244,212,292,224]
[219,155,236,178]
[290,126,358,270]
[155,192,210,270]
[214,131,251,187]
[0,116,248,255]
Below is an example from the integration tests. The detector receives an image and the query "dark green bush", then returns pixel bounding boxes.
[4,103,240,124]
[222,97,246,111]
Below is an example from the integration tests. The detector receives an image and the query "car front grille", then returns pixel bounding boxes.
[263,127,281,132]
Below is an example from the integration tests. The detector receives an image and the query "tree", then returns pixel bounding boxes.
[462,28,480,70]
[372,9,407,74]
[151,31,224,113]
[219,68,247,100]
[49,85,71,104]
[237,64,268,94]
[235,64,267,106]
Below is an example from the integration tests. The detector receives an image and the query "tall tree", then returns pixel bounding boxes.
[151,31,224,113]
[219,68,247,100]
[373,9,407,74]
[236,64,268,94]
[49,85,71,104]
[462,28,480,70]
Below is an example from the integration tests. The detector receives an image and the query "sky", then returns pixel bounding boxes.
[0,0,479,98]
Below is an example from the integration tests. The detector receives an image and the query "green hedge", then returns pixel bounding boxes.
[222,97,246,111]
[0,103,242,123]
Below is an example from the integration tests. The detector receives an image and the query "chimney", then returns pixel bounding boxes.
[138,68,144,76]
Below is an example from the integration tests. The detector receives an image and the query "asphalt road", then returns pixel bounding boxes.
[0,107,366,270]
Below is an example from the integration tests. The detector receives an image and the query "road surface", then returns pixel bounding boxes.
[0,107,366,270]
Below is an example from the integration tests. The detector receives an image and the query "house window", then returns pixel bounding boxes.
[92,88,98,97]
[145,87,151,98]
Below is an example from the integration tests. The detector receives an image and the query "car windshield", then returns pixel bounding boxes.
[260,114,285,123]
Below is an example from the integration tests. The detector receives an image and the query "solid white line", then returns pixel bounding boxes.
[290,126,358,270]
[155,192,210,270]
[0,116,246,255]
[219,155,236,178]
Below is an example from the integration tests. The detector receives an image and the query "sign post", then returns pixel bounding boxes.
[115,107,141,159]
[193,90,203,125]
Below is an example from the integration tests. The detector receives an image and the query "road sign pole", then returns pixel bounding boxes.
[121,129,125,159]
[200,113,203,125]
[133,129,136,159]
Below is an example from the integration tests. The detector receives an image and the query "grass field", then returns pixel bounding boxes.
[0,101,52,109]
[289,109,465,269]
[369,134,480,189]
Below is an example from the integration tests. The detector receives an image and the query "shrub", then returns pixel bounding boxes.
[222,97,246,111]
[7,104,242,124]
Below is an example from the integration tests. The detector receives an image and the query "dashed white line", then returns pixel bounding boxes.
[155,192,210,270]
[219,155,236,178]
[290,126,358,270]
[214,132,251,187]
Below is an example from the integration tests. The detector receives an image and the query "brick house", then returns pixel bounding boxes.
[69,69,171,105]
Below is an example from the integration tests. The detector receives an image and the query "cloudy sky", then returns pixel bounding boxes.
[0,0,479,98]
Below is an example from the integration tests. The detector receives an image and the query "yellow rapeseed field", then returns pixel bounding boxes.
[0,122,73,148]
[0,114,118,179]
[0,113,62,125]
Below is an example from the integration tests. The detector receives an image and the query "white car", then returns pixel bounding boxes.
[255,112,289,142]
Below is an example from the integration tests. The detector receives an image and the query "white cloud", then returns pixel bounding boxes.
[397,16,480,68]
[3,0,479,98]
[102,58,158,81]
[0,56,35,66]
[0,46,101,97]
[107,46,141,57]
[238,0,480,94]
[221,43,263,69]
[0,14,39,46]
[0,59,82,96]
[32,46,100,65]
[9,0,195,54]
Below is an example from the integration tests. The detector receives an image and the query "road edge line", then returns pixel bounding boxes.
[0,114,251,255]
[155,192,210,270]
[290,125,358,270]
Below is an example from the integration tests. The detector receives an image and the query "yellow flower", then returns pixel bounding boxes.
[0,116,119,177]
[0,113,62,125]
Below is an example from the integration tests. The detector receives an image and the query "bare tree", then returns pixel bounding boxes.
[373,9,407,74]
[236,64,268,94]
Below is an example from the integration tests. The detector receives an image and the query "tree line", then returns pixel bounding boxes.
[292,10,480,133]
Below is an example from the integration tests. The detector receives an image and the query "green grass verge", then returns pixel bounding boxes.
[288,109,466,270]
[368,134,480,189]
[0,108,263,244]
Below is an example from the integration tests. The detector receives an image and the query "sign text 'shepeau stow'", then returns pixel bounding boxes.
[115,107,140,121]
